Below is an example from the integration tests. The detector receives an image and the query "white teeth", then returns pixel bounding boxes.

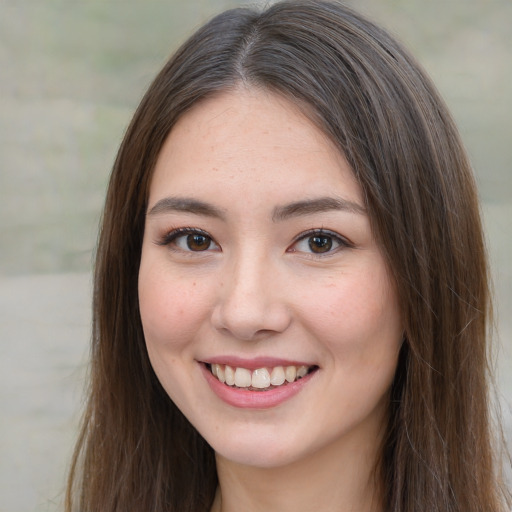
[210,363,313,389]
[216,364,225,383]
[270,366,286,386]
[225,365,235,386]
[285,366,297,383]
[252,368,271,389]
[234,367,252,387]
[297,365,308,378]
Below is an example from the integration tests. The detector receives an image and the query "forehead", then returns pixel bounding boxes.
[149,88,362,207]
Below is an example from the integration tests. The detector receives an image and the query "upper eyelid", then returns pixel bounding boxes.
[156,227,217,246]
[292,228,352,246]
[155,226,352,250]
[285,229,354,259]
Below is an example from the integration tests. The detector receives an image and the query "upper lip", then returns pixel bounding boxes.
[200,356,316,371]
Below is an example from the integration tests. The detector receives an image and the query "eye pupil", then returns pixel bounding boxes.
[187,234,211,251]
[308,235,332,253]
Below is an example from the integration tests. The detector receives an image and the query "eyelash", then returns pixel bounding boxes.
[288,228,352,256]
[156,227,352,256]
[156,227,220,253]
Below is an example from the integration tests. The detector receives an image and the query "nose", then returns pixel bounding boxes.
[211,252,292,341]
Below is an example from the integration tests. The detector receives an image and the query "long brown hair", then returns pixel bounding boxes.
[66,1,509,510]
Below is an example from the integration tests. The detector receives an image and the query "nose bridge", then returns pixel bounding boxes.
[212,245,291,340]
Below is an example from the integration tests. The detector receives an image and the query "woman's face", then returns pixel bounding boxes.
[138,88,403,469]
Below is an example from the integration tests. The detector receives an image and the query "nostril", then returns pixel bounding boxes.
[210,299,292,340]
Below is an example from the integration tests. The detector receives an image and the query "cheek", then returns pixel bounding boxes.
[138,262,211,351]
[298,267,402,357]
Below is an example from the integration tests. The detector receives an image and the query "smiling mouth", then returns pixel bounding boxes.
[205,363,318,391]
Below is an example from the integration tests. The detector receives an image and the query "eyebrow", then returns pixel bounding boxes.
[147,197,226,219]
[147,195,366,221]
[272,196,366,221]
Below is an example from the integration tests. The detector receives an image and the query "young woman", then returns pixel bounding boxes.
[66,1,510,511]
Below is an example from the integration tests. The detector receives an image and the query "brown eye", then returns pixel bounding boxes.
[186,233,212,251]
[159,228,220,253]
[288,229,349,256]
[308,235,333,253]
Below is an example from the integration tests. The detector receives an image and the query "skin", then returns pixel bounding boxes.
[138,88,403,512]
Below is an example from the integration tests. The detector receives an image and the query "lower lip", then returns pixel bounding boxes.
[200,363,316,409]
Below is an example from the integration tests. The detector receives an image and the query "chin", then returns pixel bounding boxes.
[214,443,298,469]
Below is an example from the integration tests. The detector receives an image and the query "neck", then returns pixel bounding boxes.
[211,432,384,512]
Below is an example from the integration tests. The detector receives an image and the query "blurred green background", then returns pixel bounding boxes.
[0,1,510,511]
